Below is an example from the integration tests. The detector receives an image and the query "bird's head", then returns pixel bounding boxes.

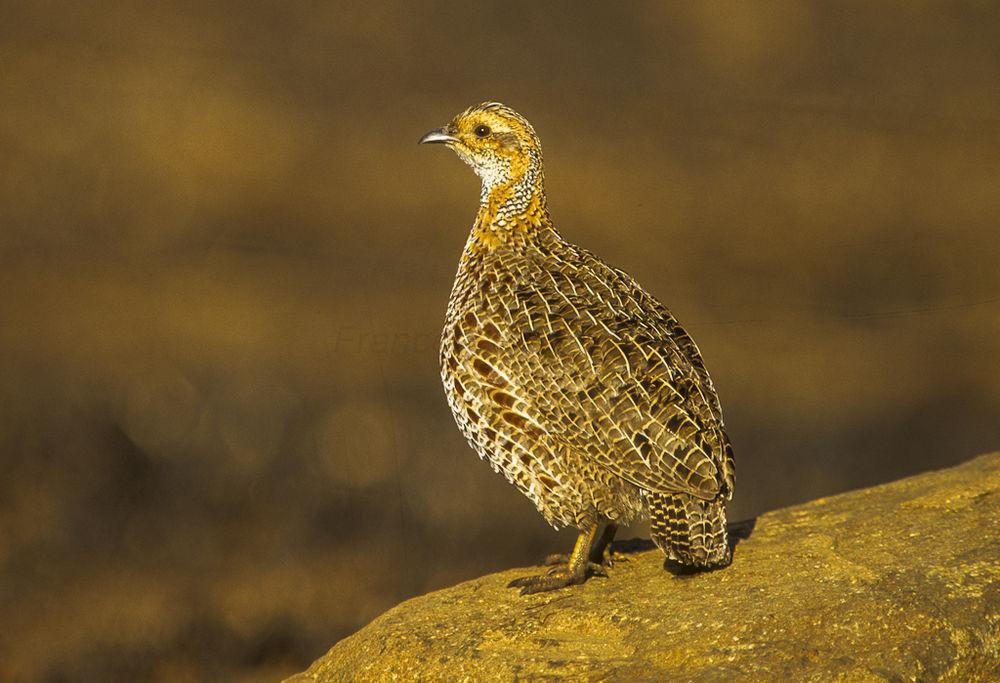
[419,102,543,196]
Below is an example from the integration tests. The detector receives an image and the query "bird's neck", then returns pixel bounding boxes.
[468,152,551,254]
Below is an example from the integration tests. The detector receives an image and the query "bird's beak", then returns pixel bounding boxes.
[418,128,459,145]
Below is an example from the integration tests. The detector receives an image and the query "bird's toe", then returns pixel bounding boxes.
[541,553,569,566]
[507,562,608,595]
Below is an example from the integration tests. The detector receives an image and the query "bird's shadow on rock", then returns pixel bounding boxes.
[610,517,757,576]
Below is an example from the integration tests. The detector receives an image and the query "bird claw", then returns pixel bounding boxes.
[508,569,586,595]
[602,545,632,568]
[543,551,621,569]
[508,562,608,594]
[588,561,609,577]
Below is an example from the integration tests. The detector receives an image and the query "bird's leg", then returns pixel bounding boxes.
[542,522,619,567]
[591,523,620,566]
[509,525,607,595]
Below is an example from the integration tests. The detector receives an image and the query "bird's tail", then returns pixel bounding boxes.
[647,492,731,567]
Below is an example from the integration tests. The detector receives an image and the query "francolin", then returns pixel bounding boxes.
[421,102,735,594]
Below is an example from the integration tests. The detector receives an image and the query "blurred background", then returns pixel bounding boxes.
[1,1,998,680]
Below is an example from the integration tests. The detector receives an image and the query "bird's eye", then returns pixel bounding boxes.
[474,124,491,138]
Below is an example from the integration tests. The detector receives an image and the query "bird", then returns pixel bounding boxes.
[420,102,735,594]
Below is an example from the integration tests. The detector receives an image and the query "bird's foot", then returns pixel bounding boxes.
[508,562,607,595]
[602,543,635,568]
[542,545,628,568]
[541,553,569,566]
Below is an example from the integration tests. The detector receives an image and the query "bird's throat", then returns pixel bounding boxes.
[469,155,549,253]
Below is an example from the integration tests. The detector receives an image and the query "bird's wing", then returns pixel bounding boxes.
[487,246,732,500]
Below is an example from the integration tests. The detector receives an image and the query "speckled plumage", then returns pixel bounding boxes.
[421,103,734,592]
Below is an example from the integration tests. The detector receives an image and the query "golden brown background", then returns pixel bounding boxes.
[2,2,998,681]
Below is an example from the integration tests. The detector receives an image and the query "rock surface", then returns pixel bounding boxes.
[288,454,1000,682]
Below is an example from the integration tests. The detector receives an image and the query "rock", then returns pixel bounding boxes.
[287,454,1000,682]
